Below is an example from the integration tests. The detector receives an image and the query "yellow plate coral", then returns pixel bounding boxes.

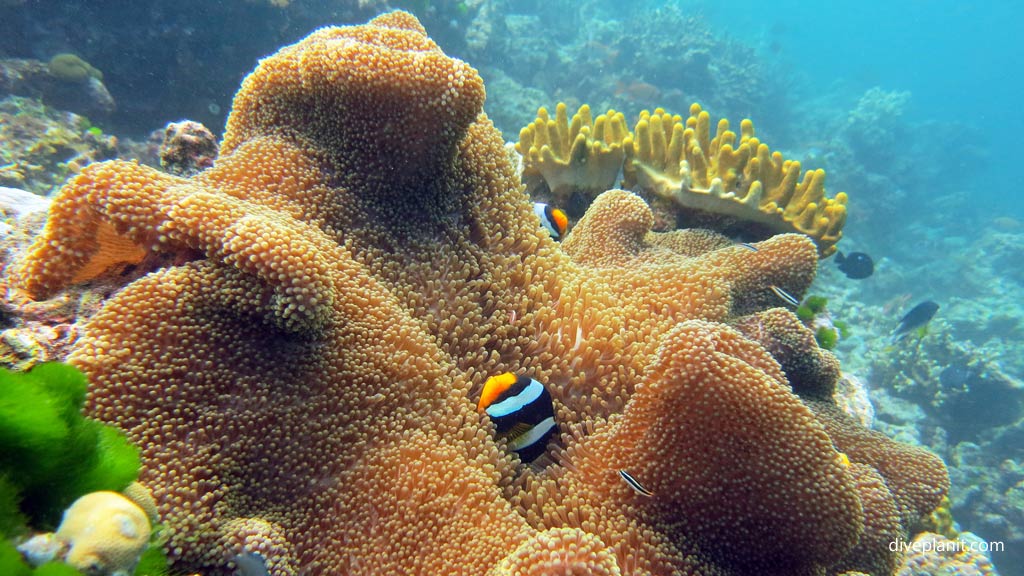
[518,102,849,256]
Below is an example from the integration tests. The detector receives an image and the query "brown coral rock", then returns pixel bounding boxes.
[733,307,842,399]
[9,11,947,576]
[159,120,218,176]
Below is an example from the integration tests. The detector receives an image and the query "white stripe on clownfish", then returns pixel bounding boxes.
[486,377,546,418]
[508,416,557,452]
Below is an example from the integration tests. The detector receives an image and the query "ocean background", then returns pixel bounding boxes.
[1,0,1020,573]
[697,0,1021,218]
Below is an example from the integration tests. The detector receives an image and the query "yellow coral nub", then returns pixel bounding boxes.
[516,102,631,204]
[622,103,848,256]
[56,491,152,576]
[918,496,958,539]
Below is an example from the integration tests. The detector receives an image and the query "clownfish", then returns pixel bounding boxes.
[534,202,569,240]
[478,373,557,462]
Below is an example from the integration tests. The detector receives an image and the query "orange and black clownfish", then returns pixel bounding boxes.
[477,372,557,462]
[533,202,569,240]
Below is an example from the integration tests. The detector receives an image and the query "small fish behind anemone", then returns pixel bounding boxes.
[770,285,800,308]
[534,202,569,240]
[618,469,654,497]
[478,373,557,462]
[835,250,874,279]
[892,300,939,342]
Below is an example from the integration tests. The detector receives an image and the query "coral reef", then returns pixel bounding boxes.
[517,103,849,256]
[947,442,1023,566]
[607,4,770,121]
[7,12,947,576]
[47,54,102,84]
[870,328,1023,444]
[622,104,847,256]
[0,58,115,120]
[792,86,985,253]
[516,103,630,215]
[473,3,774,140]
[0,96,117,195]
[472,68,550,147]
[157,120,218,177]
[834,372,876,429]
[837,88,911,167]
[0,1,475,136]
[0,185,49,246]
[817,234,1023,574]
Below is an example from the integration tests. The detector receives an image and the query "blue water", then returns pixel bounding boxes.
[696,0,1022,216]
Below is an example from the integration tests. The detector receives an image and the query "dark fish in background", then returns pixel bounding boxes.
[835,251,874,279]
[892,300,939,341]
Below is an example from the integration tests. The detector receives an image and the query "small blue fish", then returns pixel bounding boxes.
[835,251,874,279]
[892,300,939,342]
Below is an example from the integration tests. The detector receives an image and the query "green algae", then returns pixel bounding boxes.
[0,363,140,535]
